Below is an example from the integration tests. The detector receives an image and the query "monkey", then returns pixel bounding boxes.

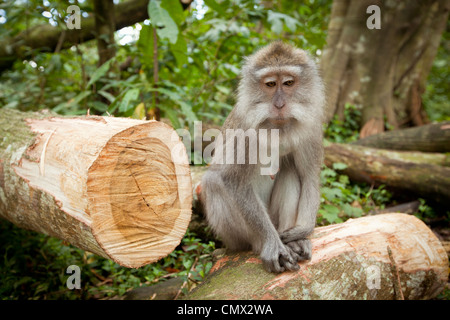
[200,42,324,273]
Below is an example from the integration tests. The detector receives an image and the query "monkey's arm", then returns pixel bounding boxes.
[279,144,322,246]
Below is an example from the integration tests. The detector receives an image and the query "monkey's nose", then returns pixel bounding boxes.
[274,100,285,109]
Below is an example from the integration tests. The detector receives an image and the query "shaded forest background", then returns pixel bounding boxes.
[0,0,448,299]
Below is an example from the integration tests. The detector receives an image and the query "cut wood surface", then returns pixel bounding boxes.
[0,109,192,268]
[324,143,450,204]
[352,121,450,153]
[187,213,448,300]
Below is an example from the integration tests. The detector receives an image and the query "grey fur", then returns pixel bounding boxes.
[201,42,324,273]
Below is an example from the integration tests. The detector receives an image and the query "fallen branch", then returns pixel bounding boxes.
[324,143,450,204]
[352,121,450,153]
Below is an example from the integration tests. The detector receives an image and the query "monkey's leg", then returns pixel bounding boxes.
[202,169,298,273]
[278,152,321,261]
[201,171,252,251]
[270,165,310,262]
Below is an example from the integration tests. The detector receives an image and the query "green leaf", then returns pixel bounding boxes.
[137,24,154,70]
[332,162,348,170]
[161,0,185,26]
[204,0,223,13]
[53,91,91,112]
[170,34,188,67]
[319,204,341,224]
[162,108,182,129]
[98,90,116,103]
[267,10,283,34]
[321,187,342,201]
[342,203,363,218]
[267,10,299,34]
[153,87,197,122]
[148,0,179,44]
[118,88,140,112]
[87,59,113,87]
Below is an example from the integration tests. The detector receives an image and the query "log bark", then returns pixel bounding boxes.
[352,121,450,153]
[324,143,450,204]
[187,213,448,300]
[0,109,192,268]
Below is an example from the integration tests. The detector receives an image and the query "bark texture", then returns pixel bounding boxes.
[324,143,450,204]
[0,109,192,268]
[352,121,450,153]
[187,213,448,300]
[321,0,449,136]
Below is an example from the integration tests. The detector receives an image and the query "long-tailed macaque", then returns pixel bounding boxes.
[201,42,324,273]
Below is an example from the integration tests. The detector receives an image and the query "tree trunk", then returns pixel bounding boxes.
[0,109,192,268]
[321,0,449,136]
[94,0,117,66]
[352,121,450,153]
[324,143,450,204]
[187,213,448,300]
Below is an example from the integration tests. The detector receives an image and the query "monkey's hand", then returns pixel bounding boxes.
[284,239,312,262]
[260,239,300,273]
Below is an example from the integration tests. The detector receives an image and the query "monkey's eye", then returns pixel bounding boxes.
[265,81,276,88]
[283,80,294,86]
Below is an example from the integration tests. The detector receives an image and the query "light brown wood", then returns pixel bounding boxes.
[0,109,192,268]
[188,213,448,300]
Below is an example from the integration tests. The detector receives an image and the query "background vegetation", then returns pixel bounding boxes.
[0,0,448,299]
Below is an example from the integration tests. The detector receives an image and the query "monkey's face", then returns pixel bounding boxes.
[246,65,321,131]
[259,69,302,127]
[234,42,324,132]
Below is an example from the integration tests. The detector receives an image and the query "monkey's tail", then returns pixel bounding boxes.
[279,226,314,244]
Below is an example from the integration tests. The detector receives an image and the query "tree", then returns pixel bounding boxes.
[321,0,449,137]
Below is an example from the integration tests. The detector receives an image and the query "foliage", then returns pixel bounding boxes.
[319,106,394,225]
[0,219,214,300]
[318,162,393,225]
[324,104,361,143]
[0,0,332,128]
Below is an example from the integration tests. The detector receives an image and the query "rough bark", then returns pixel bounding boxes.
[352,121,450,153]
[324,143,450,204]
[186,213,448,300]
[321,0,449,136]
[0,109,192,268]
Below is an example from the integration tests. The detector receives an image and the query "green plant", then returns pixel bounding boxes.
[0,218,214,300]
[318,162,393,225]
[324,104,361,143]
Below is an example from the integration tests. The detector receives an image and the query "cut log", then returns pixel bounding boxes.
[0,109,192,268]
[187,213,448,300]
[324,143,450,204]
[352,121,450,153]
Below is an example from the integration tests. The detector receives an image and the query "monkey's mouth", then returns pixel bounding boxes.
[268,117,292,126]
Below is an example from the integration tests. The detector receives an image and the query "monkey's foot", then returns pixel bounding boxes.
[285,239,312,261]
[260,241,300,273]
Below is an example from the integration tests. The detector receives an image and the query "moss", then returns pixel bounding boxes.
[0,108,53,157]
[187,249,446,300]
